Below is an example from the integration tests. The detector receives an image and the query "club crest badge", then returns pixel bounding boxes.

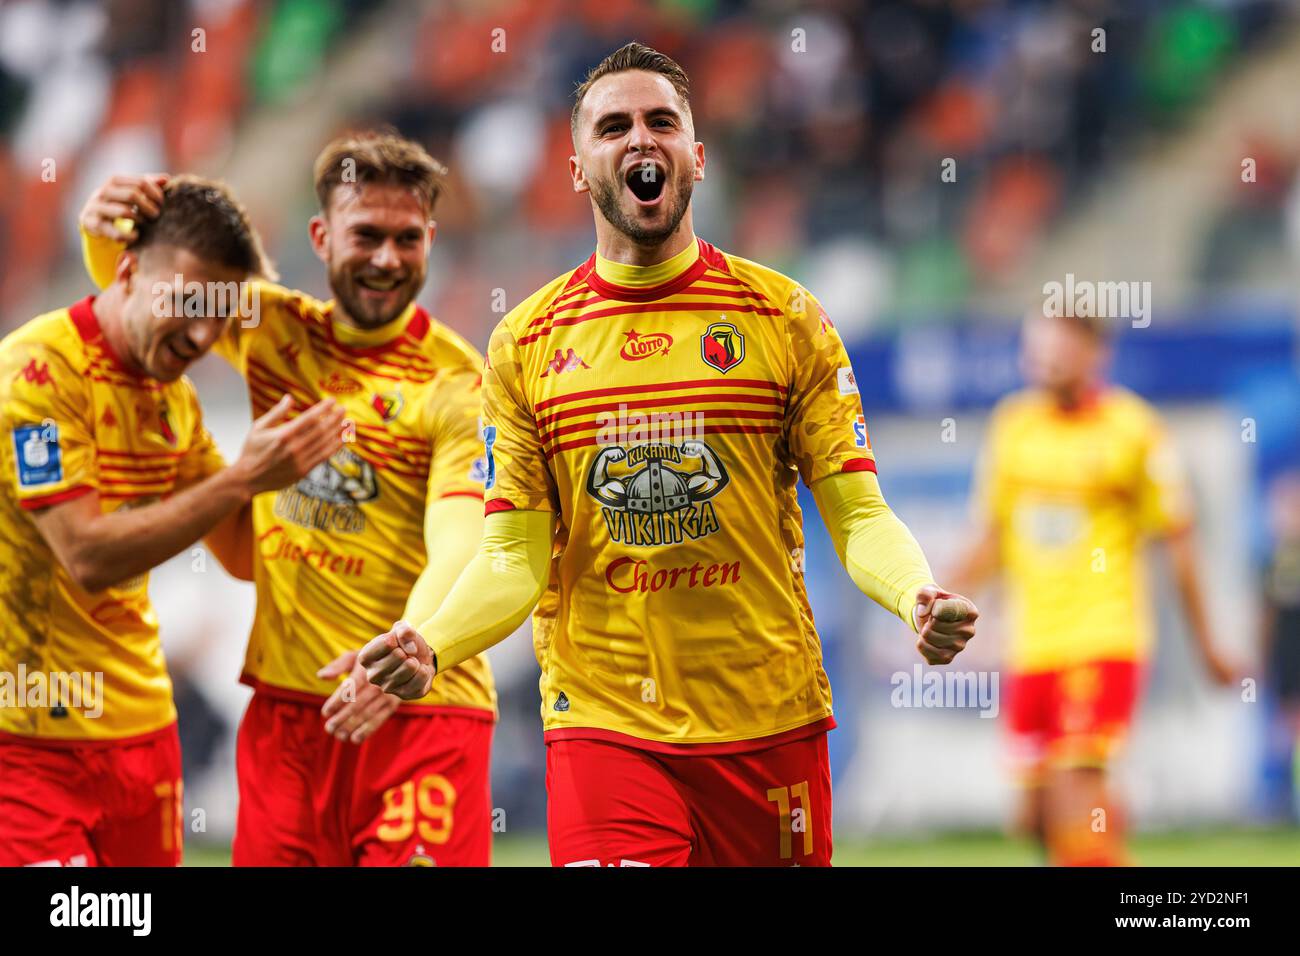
[700,320,745,374]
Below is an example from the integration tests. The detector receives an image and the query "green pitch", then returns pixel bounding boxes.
[183,827,1300,866]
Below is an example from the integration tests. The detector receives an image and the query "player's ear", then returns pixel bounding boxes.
[308,214,329,264]
[114,249,138,292]
[426,221,437,248]
[693,141,705,182]
[569,154,589,195]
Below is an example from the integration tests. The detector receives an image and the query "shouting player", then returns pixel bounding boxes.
[360,43,979,867]
[0,177,344,867]
[81,133,496,866]
[948,306,1237,866]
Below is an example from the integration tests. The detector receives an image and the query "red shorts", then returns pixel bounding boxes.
[1006,659,1144,775]
[0,725,182,867]
[546,731,833,867]
[232,692,494,866]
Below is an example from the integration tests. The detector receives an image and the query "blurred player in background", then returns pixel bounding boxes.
[949,306,1238,866]
[81,132,496,866]
[1262,472,1300,819]
[359,42,978,867]
[0,178,344,867]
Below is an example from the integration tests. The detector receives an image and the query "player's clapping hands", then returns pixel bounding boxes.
[318,650,402,743]
[913,585,979,665]
[359,621,436,700]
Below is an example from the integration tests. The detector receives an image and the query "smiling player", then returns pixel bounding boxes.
[359,43,979,867]
[0,177,344,867]
[81,133,496,866]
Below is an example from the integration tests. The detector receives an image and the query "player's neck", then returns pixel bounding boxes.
[1050,380,1103,411]
[91,288,147,377]
[595,215,696,268]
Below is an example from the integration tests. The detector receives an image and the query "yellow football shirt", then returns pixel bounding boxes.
[483,238,873,751]
[976,387,1193,672]
[0,297,225,743]
[216,283,495,716]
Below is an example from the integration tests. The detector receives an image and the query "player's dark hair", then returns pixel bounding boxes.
[133,175,275,279]
[313,129,447,218]
[571,42,692,138]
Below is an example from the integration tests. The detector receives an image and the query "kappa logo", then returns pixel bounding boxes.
[540,348,590,377]
[587,439,729,547]
[700,320,744,373]
[19,359,51,386]
[620,329,673,361]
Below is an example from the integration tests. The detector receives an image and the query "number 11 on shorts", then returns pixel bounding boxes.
[766,781,813,860]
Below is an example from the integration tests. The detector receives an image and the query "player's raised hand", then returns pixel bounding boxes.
[79,173,169,241]
[913,584,979,665]
[359,621,436,700]
[318,650,402,744]
[235,395,347,495]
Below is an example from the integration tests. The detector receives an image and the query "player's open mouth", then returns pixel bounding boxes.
[624,163,666,206]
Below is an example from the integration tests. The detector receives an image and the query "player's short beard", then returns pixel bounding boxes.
[328,262,419,330]
[590,166,694,246]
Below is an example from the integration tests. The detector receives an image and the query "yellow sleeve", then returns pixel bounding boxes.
[1136,414,1193,536]
[812,469,935,631]
[425,366,487,502]
[785,288,876,486]
[400,494,484,626]
[481,320,557,512]
[81,223,127,291]
[416,507,553,673]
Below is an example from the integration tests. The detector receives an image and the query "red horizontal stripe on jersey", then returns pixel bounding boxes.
[441,490,485,501]
[485,498,517,514]
[246,359,315,405]
[18,485,94,510]
[842,458,878,474]
[583,251,709,302]
[303,326,434,383]
[535,377,787,413]
[353,423,430,449]
[98,463,179,476]
[98,448,186,460]
[535,391,786,430]
[517,300,783,347]
[540,408,783,444]
[544,423,782,458]
[98,475,171,488]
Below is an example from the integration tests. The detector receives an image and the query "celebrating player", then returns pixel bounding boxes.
[0,177,345,867]
[81,133,496,866]
[359,43,979,867]
[948,306,1238,866]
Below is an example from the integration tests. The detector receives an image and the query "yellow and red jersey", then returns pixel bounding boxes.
[975,386,1193,672]
[0,297,225,744]
[483,238,872,751]
[218,283,495,716]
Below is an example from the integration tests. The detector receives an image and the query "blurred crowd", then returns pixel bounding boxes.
[1,0,1298,343]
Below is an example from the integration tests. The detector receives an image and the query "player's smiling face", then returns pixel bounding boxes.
[571,70,705,246]
[311,182,433,330]
[122,247,240,382]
